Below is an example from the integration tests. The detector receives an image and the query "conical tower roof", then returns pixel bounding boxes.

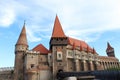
[16,22,28,46]
[106,42,113,51]
[51,15,66,38]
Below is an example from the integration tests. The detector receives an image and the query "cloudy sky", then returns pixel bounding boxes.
[0,0,120,67]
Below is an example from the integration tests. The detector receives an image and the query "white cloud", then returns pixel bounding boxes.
[26,27,41,42]
[1,0,120,42]
[0,0,27,27]
[26,23,52,42]
[0,2,15,27]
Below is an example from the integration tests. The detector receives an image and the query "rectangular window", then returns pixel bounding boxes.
[57,52,62,60]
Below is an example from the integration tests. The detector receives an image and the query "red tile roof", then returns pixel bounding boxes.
[51,15,96,54]
[68,37,94,53]
[32,44,49,54]
[51,15,66,38]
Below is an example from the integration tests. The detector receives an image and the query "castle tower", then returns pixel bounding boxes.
[50,15,68,80]
[14,22,28,80]
[106,42,115,57]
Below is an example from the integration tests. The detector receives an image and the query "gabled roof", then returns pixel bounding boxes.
[106,42,113,51]
[51,15,66,38]
[16,23,28,46]
[68,37,93,53]
[32,44,49,54]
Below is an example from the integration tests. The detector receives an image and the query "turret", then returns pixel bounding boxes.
[15,22,28,52]
[106,42,115,57]
[14,22,28,80]
[50,15,68,48]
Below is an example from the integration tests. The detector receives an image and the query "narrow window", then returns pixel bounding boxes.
[31,64,34,68]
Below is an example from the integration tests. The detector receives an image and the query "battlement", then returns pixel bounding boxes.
[0,67,14,72]
[26,50,40,54]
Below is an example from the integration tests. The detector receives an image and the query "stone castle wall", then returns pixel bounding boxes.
[0,67,14,80]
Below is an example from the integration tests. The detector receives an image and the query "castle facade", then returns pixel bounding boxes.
[0,16,119,80]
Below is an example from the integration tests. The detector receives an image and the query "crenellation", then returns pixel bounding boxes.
[26,50,40,54]
[0,67,14,72]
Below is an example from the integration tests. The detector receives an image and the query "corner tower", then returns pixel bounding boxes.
[14,22,28,80]
[50,15,68,80]
[106,42,115,57]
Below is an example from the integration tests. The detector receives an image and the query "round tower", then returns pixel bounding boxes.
[14,22,28,80]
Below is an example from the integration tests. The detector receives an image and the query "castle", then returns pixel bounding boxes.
[0,15,120,80]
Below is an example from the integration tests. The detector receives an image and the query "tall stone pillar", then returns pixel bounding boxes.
[113,62,115,68]
[106,62,109,69]
[115,63,117,68]
[95,61,102,70]
[109,62,111,68]
[75,59,80,71]
[104,62,107,70]
[79,60,82,71]
[82,60,87,71]
[100,62,104,70]
[117,62,120,68]
[89,61,94,71]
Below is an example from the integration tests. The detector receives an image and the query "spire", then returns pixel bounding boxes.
[72,42,76,50]
[87,45,90,53]
[80,42,83,51]
[93,47,96,54]
[106,42,115,57]
[106,42,113,51]
[16,22,28,46]
[52,15,66,38]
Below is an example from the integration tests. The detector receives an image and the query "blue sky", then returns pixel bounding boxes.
[0,0,120,67]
